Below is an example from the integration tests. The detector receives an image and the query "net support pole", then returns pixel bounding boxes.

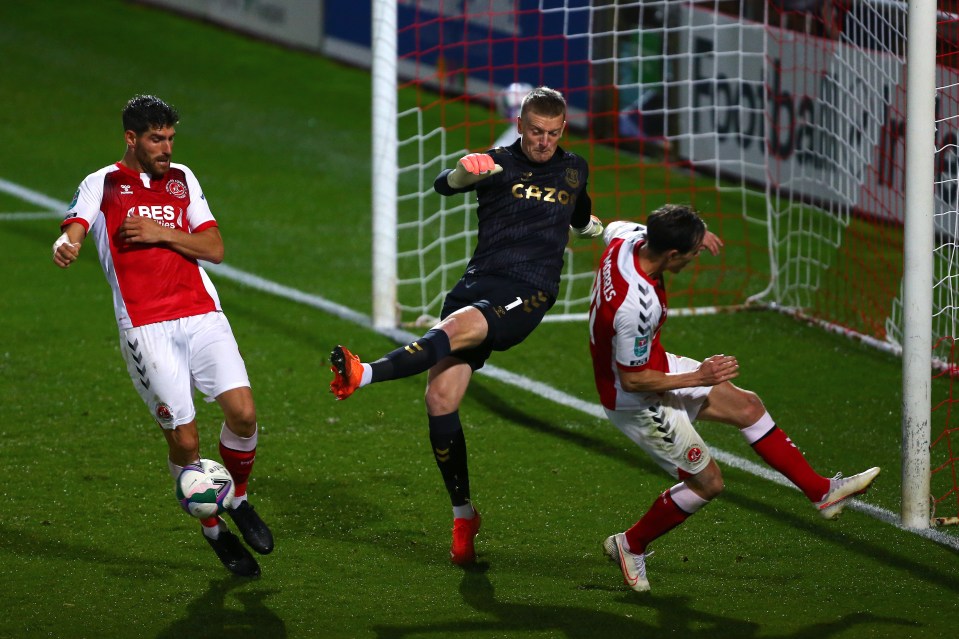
[901,0,937,529]
[371,0,398,329]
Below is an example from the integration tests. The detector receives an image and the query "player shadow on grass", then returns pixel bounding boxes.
[370,562,698,639]
[373,563,915,638]
[466,381,959,595]
[465,381,677,476]
[156,575,285,639]
[0,522,199,577]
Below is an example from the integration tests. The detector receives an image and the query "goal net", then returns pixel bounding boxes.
[390,1,773,326]
[382,0,957,524]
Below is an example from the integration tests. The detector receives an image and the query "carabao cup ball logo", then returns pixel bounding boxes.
[175,459,235,518]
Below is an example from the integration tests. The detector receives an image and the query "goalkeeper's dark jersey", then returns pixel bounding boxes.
[434,139,592,298]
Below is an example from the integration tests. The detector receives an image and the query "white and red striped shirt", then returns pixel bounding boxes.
[62,162,221,329]
[588,222,669,410]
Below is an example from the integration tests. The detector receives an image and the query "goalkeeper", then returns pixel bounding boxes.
[329,86,602,565]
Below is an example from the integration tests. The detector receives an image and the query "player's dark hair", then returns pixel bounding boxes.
[122,95,179,135]
[520,86,566,119]
[646,204,706,255]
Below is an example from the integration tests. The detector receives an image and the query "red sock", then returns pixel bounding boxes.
[624,490,692,554]
[219,441,256,499]
[752,427,830,501]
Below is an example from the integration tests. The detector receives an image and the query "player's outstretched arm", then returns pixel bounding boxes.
[446,153,503,189]
[52,223,85,269]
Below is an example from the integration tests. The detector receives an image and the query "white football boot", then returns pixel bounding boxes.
[816,466,881,519]
[604,533,650,593]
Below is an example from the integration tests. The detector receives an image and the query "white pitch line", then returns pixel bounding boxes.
[0,211,62,220]
[4,177,957,551]
[0,177,69,211]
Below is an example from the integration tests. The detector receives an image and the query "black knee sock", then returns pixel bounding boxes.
[369,328,451,383]
[428,412,470,507]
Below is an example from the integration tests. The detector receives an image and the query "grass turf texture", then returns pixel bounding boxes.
[1,1,957,637]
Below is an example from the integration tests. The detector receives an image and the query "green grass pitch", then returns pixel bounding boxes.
[1,1,957,637]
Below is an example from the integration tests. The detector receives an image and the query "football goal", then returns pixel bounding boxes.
[370,0,955,529]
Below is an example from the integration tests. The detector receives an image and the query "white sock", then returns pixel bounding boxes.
[202,520,221,540]
[670,483,710,514]
[739,412,776,444]
[231,494,248,509]
[219,422,258,451]
[452,503,475,520]
[168,458,184,481]
[168,458,200,480]
[360,363,373,387]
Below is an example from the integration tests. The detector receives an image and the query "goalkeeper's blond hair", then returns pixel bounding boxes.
[520,86,566,120]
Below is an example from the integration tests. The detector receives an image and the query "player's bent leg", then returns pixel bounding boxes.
[165,437,262,575]
[682,460,725,501]
[624,480,710,558]
[435,306,489,352]
[216,391,274,555]
[219,439,274,554]
[816,467,881,519]
[736,412,832,502]
[427,409,479,564]
[425,359,474,415]
[426,366,479,564]
[218,386,257,437]
[162,422,201,467]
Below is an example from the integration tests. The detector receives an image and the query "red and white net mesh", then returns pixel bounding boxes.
[393,1,959,520]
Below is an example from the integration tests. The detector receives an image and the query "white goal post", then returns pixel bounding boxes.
[900,0,936,529]
[371,0,949,528]
[371,0,397,330]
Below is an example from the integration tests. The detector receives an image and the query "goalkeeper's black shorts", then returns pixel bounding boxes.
[441,272,555,371]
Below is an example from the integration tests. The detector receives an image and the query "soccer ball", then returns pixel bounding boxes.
[497,82,533,120]
[175,459,235,518]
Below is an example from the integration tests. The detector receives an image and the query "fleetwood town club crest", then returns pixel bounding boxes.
[686,446,703,463]
[166,179,187,199]
[564,168,580,188]
[155,402,174,426]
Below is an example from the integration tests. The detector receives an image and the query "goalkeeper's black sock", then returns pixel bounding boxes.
[370,328,451,382]
[428,412,471,507]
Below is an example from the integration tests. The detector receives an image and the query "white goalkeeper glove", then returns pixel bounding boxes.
[447,153,503,189]
[570,214,604,239]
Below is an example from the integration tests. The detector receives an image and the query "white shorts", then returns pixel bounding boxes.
[119,312,250,430]
[604,354,712,479]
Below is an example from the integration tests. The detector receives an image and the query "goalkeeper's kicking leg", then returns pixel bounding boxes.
[329,305,488,401]
[330,277,556,565]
